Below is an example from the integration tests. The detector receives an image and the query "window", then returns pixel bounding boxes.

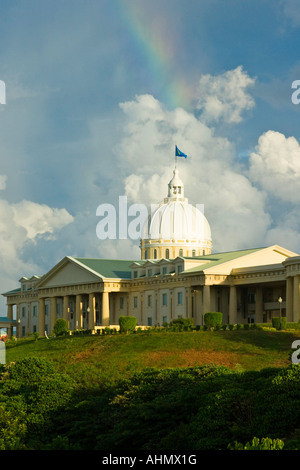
[179,249,183,256]
[134,296,138,308]
[134,271,138,279]
[22,326,25,337]
[120,297,124,309]
[57,303,61,315]
[178,292,183,305]
[145,250,148,259]
[162,293,167,306]
[148,269,152,277]
[165,249,169,259]
[22,306,26,318]
[162,316,167,324]
[33,325,37,333]
[33,305,37,317]
[147,317,152,326]
[154,249,157,259]
[178,265,183,274]
[162,267,167,275]
[148,295,151,307]
[45,304,49,315]
[192,250,196,257]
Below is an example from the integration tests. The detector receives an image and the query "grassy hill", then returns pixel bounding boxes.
[2,328,300,451]
[5,328,300,388]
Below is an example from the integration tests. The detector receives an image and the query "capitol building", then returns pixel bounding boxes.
[2,164,300,337]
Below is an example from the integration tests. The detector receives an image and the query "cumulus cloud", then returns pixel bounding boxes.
[0,187,74,307]
[195,66,255,124]
[117,90,270,253]
[249,130,300,203]
[11,200,73,240]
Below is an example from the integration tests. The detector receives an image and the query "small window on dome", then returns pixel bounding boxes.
[165,249,169,259]
[179,249,183,256]
[173,186,177,194]
[178,187,181,194]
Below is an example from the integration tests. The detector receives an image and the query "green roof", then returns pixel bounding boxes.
[2,287,21,296]
[74,258,136,279]
[183,247,265,273]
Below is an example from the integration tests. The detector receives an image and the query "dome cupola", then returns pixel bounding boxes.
[140,164,212,260]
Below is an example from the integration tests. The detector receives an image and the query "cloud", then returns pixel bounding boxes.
[0,185,74,308]
[249,130,300,203]
[0,174,7,190]
[117,90,270,253]
[282,0,300,27]
[195,66,256,124]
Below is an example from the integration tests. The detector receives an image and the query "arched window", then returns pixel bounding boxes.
[165,249,169,259]
[145,250,148,259]
[154,249,157,259]
[192,250,196,257]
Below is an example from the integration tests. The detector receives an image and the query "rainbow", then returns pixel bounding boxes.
[115,1,192,110]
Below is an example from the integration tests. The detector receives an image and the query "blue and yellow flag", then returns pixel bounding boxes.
[175,145,187,158]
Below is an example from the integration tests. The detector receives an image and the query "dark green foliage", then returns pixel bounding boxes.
[2,337,300,450]
[169,317,194,330]
[204,312,223,328]
[53,318,68,336]
[119,315,137,333]
[272,317,287,330]
[0,357,75,449]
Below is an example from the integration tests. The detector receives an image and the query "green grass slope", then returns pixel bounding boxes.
[1,329,300,450]
[6,328,300,388]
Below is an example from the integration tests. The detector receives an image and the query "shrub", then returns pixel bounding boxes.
[228,437,285,450]
[204,312,223,328]
[272,317,287,330]
[243,323,249,330]
[53,318,68,337]
[119,316,137,334]
[169,318,194,330]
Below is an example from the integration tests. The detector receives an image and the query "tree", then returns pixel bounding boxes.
[53,318,68,337]
[119,316,137,334]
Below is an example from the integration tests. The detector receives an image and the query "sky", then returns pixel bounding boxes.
[1,0,300,311]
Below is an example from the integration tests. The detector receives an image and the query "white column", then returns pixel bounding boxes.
[286,277,293,322]
[38,298,45,337]
[102,291,110,326]
[229,286,237,324]
[88,293,96,330]
[255,286,263,324]
[293,276,300,322]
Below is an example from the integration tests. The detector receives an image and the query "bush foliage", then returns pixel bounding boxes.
[53,318,68,336]
[204,312,223,328]
[272,317,287,330]
[119,315,137,333]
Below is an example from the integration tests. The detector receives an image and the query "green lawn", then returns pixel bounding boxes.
[5,328,300,389]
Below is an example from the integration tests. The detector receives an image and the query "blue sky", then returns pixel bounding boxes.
[1,0,300,306]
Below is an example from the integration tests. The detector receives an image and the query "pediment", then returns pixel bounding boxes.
[37,257,102,289]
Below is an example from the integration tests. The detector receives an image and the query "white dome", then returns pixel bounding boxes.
[140,166,212,259]
[145,200,211,242]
